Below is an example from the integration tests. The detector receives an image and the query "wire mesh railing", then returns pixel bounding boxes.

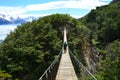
[38,49,62,80]
[69,48,97,80]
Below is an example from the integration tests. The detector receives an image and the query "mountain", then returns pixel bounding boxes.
[0,18,11,25]
[80,0,120,44]
[110,0,120,4]
[80,0,120,80]
[0,14,37,25]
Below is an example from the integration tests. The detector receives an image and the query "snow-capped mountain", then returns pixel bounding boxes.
[0,14,37,25]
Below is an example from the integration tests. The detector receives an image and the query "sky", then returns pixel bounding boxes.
[0,0,112,18]
[0,0,112,40]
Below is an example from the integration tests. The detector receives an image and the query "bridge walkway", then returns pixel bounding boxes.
[56,27,78,80]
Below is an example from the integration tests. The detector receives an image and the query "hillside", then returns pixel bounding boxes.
[0,1,120,80]
[110,0,120,4]
[80,1,120,80]
[81,1,120,44]
[0,14,91,80]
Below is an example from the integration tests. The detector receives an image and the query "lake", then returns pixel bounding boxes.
[0,24,20,40]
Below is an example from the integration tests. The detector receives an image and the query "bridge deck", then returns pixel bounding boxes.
[56,47,78,80]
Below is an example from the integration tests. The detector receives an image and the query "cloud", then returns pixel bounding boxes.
[0,0,108,15]
[26,0,108,11]
[0,6,26,15]
[0,25,17,40]
[100,0,111,1]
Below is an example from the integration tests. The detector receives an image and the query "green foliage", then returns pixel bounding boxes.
[0,70,12,80]
[80,1,120,79]
[68,24,91,62]
[110,0,120,4]
[95,40,120,80]
[81,1,120,45]
[1,1,119,79]
[1,14,87,80]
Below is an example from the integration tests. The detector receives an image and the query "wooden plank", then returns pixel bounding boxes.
[56,47,78,80]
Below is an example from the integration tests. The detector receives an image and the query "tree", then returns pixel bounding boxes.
[1,14,84,80]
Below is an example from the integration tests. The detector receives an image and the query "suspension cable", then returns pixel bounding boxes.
[39,49,62,80]
[69,48,97,80]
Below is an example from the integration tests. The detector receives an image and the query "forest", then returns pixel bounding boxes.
[80,0,120,79]
[0,0,120,80]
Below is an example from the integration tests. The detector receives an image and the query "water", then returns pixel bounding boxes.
[0,24,20,40]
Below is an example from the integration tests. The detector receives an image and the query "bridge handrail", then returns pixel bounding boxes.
[69,48,97,80]
[39,49,62,80]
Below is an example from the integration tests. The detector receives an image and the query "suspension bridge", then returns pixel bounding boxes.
[39,27,97,80]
